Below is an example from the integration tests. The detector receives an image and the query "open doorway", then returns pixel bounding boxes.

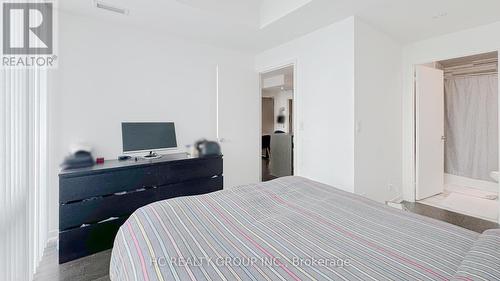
[260,65,294,181]
[414,52,499,223]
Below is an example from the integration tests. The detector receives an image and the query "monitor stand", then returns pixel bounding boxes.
[143,151,162,159]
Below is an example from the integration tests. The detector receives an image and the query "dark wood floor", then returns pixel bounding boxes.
[402,201,499,233]
[34,241,110,281]
[262,158,278,182]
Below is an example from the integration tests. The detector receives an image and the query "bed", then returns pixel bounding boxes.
[110,176,500,281]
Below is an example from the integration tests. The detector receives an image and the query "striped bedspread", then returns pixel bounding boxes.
[110,176,500,281]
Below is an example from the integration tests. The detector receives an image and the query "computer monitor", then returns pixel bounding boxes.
[121,122,177,157]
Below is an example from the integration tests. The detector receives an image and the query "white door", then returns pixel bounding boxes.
[217,63,260,188]
[416,65,445,200]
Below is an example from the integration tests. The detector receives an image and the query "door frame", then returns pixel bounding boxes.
[405,51,500,223]
[258,60,298,181]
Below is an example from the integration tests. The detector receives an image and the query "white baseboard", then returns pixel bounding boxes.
[386,201,404,210]
[444,173,498,193]
[47,229,58,242]
[47,229,58,250]
[33,230,59,281]
[389,194,403,203]
[385,194,404,209]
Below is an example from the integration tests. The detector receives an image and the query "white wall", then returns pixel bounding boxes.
[256,17,355,192]
[47,12,258,235]
[402,20,500,206]
[354,19,403,203]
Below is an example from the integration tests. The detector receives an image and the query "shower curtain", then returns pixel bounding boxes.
[444,74,498,182]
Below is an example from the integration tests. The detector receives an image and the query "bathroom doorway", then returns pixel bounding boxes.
[414,52,499,222]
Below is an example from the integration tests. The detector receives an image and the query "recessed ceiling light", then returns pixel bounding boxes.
[432,12,448,19]
[94,0,129,15]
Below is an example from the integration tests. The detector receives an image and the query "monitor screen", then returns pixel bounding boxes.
[122,122,177,152]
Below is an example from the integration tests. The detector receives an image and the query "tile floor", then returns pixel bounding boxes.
[418,184,499,222]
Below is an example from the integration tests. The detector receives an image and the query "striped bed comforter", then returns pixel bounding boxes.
[110,176,500,281]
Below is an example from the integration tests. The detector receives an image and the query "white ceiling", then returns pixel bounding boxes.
[59,0,500,53]
[357,0,500,43]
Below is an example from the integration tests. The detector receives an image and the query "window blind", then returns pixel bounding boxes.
[0,67,48,281]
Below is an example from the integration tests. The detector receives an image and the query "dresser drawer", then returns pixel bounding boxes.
[157,157,222,185]
[59,176,223,230]
[60,166,157,203]
[59,217,127,264]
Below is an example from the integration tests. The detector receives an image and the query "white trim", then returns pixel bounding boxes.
[47,230,58,245]
[388,194,403,203]
[216,64,220,140]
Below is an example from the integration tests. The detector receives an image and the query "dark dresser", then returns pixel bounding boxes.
[58,153,223,263]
